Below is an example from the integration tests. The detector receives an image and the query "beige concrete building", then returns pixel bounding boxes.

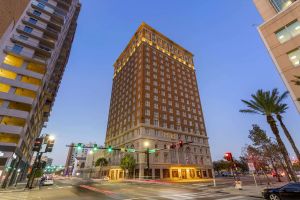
[254,0,300,112]
[0,0,81,187]
[105,23,213,180]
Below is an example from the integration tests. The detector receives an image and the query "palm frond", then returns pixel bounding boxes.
[239,109,260,114]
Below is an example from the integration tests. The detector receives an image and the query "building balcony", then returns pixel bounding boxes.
[1,63,43,80]
[16,25,55,48]
[0,108,29,119]
[22,16,59,39]
[27,8,62,32]
[31,1,65,24]
[11,34,52,57]
[0,92,34,105]
[0,77,39,92]
[0,124,23,135]
[4,46,47,65]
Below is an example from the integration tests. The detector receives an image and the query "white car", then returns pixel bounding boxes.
[42,178,54,186]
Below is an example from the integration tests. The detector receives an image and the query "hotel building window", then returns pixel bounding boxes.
[288,48,300,66]
[276,20,300,43]
[270,0,295,12]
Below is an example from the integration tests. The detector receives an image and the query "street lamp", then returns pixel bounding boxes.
[144,141,150,148]
[89,150,95,179]
[49,135,55,141]
[144,141,150,179]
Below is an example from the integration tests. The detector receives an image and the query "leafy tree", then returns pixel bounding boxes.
[248,124,282,181]
[213,160,231,174]
[95,157,108,167]
[120,154,136,178]
[34,168,44,178]
[235,156,249,173]
[240,89,298,181]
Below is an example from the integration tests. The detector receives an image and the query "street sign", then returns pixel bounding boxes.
[248,162,255,172]
[127,148,136,153]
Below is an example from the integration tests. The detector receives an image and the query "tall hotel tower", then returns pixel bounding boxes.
[105,23,213,180]
[253,0,300,112]
[0,0,81,187]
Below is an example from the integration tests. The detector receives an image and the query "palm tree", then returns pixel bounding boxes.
[240,89,298,182]
[273,91,300,163]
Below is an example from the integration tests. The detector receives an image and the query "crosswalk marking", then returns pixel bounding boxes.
[123,192,253,200]
[216,196,248,200]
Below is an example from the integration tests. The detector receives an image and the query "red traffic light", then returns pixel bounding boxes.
[224,152,233,161]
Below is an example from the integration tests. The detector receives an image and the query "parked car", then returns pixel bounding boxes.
[262,182,300,200]
[221,172,233,177]
[41,176,54,186]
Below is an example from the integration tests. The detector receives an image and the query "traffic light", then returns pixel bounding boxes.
[93,144,98,151]
[44,134,49,144]
[107,146,113,153]
[179,140,183,148]
[45,139,55,152]
[33,138,43,152]
[224,152,233,162]
[170,143,176,149]
[77,143,83,150]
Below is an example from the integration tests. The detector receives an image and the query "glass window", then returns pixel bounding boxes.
[33,10,42,16]
[288,49,300,66]
[288,21,300,37]
[24,26,33,33]
[12,44,23,54]
[270,0,294,12]
[19,35,28,40]
[276,28,292,43]
[29,18,38,24]
[37,2,45,9]
[276,21,300,43]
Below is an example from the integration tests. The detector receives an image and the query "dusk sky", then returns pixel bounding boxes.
[44,0,300,165]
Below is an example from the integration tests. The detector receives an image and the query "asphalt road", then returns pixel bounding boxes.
[1,177,264,200]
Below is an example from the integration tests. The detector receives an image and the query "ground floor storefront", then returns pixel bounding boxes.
[106,165,213,181]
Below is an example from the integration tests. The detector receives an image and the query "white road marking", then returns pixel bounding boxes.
[123,192,246,200]
[216,196,249,200]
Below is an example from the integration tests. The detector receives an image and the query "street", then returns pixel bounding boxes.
[1,176,268,200]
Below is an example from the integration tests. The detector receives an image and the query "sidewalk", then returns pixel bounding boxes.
[0,182,40,193]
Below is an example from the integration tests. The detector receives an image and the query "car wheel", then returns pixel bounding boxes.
[269,194,280,200]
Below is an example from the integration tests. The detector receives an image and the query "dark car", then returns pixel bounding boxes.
[262,183,300,200]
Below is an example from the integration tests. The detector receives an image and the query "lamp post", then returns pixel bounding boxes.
[144,141,150,179]
[89,150,95,179]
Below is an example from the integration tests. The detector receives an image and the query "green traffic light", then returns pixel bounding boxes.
[93,144,98,151]
[77,143,83,150]
[107,146,113,152]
